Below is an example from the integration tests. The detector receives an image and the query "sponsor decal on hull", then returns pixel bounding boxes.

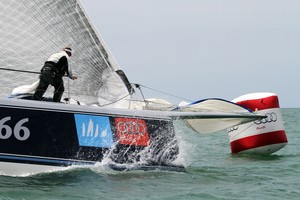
[115,118,150,146]
[74,114,113,148]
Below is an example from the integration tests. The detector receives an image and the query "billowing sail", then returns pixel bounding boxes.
[0,0,132,107]
[176,98,260,133]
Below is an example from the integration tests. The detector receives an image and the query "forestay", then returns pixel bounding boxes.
[0,0,132,107]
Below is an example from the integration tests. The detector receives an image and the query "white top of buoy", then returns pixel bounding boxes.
[232,92,277,103]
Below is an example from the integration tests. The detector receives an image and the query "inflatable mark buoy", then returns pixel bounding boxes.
[228,93,288,155]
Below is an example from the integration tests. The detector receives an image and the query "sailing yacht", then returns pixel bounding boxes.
[0,0,286,176]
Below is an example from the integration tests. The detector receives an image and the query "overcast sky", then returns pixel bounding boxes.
[81,0,300,108]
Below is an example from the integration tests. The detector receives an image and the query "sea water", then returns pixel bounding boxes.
[0,108,299,200]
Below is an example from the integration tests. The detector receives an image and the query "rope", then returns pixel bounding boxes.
[132,83,193,102]
[0,67,40,75]
[0,67,68,77]
[87,94,131,107]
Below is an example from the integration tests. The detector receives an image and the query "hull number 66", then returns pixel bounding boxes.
[0,117,30,141]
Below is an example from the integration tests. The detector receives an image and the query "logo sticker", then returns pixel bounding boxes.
[74,114,113,148]
[115,117,150,146]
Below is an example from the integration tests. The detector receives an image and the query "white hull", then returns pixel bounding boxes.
[0,161,66,177]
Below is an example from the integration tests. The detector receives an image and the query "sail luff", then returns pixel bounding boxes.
[76,0,134,98]
[76,0,120,72]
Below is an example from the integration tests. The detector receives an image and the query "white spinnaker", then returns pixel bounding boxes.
[177,99,256,133]
[0,0,131,106]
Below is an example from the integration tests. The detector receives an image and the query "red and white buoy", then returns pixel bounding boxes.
[228,93,288,155]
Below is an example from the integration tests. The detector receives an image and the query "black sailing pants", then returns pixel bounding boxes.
[33,70,65,102]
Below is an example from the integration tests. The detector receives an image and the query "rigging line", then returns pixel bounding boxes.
[135,84,146,101]
[0,67,68,77]
[133,84,252,112]
[132,83,193,102]
[132,84,178,108]
[87,94,131,107]
[121,98,177,109]
[0,67,40,75]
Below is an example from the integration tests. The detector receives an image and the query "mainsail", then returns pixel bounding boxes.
[0,0,132,107]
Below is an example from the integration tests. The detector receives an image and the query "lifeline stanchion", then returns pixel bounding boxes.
[67,77,70,104]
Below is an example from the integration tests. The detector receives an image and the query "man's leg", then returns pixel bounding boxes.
[32,75,49,100]
[52,78,64,102]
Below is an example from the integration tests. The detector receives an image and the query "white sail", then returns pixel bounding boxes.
[176,98,257,133]
[0,0,132,106]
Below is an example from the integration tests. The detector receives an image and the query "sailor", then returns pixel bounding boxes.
[33,47,77,102]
